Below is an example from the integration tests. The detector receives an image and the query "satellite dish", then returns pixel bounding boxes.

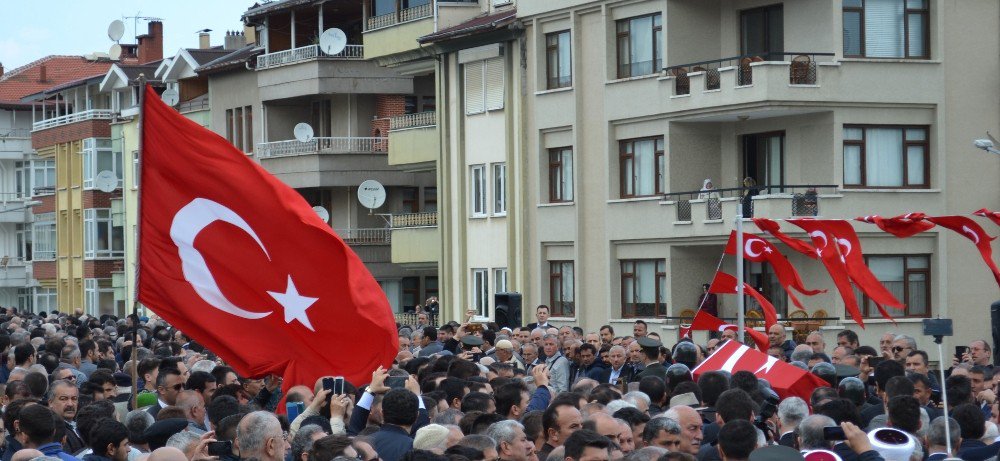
[161,88,179,107]
[108,20,125,42]
[357,180,386,210]
[293,123,314,142]
[109,44,123,60]
[319,28,347,55]
[312,206,330,223]
[94,170,118,193]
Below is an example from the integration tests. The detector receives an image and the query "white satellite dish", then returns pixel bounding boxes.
[94,170,118,193]
[319,28,347,55]
[108,20,125,42]
[161,88,179,107]
[109,44,123,60]
[357,180,386,210]
[312,206,330,223]
[293,123,315,142]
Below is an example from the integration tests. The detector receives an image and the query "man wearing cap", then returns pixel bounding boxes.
[492,340,525,371]
[634,338,667,383]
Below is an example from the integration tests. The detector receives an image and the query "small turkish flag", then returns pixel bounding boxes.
[753,218,818,258]
[724,231,824,310]
[707,271,777,329]
[974,209,1000,228]
[855,213,935,238]
[680,310,770,352]
[925,215,1000,288]
[137,85,397,391]
[692,340,828,401]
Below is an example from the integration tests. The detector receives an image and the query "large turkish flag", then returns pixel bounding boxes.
[692,340,828,401]
[137,85,397,390]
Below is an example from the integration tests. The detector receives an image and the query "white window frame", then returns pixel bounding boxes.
[494,267,508,295]
[464,57,505,115]
[84,278,117,317]
[33,287,57,314]
[14,161,27,199]
[84,208,124,259]
[132,150,139,188]
[471,164,487,217]
[82,137,122,190]
[493,163,507,216]
[32,212,56,261]
[472,268,489,317]
[16,223,31,262]
[17,288,33,313]
[31,160,55,196]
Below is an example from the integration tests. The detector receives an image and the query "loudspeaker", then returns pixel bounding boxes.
[494,292,522,329]
[992,300,1000,366]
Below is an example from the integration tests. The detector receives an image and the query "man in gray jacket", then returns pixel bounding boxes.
[542,334,570,394]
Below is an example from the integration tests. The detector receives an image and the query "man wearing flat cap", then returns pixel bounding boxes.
[634,337,667,382]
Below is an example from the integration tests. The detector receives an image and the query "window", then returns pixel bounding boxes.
[15,161,27,198]
[472,268,489,317]
[493,163,507,215]
[546,30,572,89]
[616,14,662,78]
[494,268,508,295]
[401,187,419,213]
[85,278,118,317]
[32,160,56,195]
[843,126,928,188]
[17,288,33,314]
[471,165,487,217]
[424,187,437,213]
[843,0,929,58]
[549,147,574,202]
[84,209,125,258]
[16,224,31,262]
[550,261,575,317]
[621,259,666,317]
[234,107,244,151]
[132,151,139,188]
[32,213,56,261]
[620,137,665,197]
[225,106,254,153]
[855,255,930,318]
[425,276,438,301]
[464,57,504,114]
[245,106,254,153]
[83,138,122,190]
[33,287,57,314]
[402,277,420,310]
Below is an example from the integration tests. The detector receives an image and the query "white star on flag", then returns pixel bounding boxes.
[268,276,318,331]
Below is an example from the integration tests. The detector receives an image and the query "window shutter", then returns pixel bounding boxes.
[485,57,505,111]
[865,0,905,58]
[464,61,485,114]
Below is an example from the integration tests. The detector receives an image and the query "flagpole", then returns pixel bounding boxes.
[736,190,745,344]
[129,74,146,411]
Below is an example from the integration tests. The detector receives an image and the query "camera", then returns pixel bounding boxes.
[753,394,779,440]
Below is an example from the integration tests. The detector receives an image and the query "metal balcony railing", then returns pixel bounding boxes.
[257,137,388,158]
[178,97,210,113]
[389,111,436,131]
[334,228,391,245]
[663,184,838,220]
[366,3,432,31]
[32,109,114,131]
[255,44,365,69]
[391,212,438,228]
[664,52,835,95]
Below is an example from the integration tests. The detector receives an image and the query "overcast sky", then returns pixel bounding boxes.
[1,1,250,70]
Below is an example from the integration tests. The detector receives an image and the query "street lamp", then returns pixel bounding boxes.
[0,200,42,213]
[973,132,1000,155]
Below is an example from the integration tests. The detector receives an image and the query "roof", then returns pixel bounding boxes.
[0,55,114,107]
[243,0,318,20]
[39,72,109,95]
[100,62,163,92]
[186,48,232,66]
[120,62,162,81]
[195,45,263,74]
[419,10,517,44]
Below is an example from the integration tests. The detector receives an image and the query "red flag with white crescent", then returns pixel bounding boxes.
[855,213,935,238]
[724,231,825,311]
[708,271,777,329]
[786,220,867,327]
[680,310,770,352]
[926,215,1000,288]
[692,340,829,401]
[137,85,397,394]
[753,218,818,258]
[974,209,1000,228]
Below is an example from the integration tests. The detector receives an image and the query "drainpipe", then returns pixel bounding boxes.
[433,0,438,32]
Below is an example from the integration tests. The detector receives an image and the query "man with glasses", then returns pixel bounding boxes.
[147,368,184,418]
[891,335,917,361]
[236,411,289,461]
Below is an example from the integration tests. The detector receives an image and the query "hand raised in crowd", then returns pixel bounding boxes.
[264,374,281,392]
[841,422,873,455]
[310,388,331,412]
[405,375,420,394]
[190,431,219,461]
[979,389,997,405]
[369,366,390,394]
[330,394,351,419]
[532,362,549,388]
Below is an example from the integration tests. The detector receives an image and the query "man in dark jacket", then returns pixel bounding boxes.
[633,338,666,382]
[371,389,422,461]
[82,419,130,461]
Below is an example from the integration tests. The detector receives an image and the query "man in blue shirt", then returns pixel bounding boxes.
[18,404,80,461]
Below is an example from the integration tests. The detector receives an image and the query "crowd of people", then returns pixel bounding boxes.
[0,304,996,461]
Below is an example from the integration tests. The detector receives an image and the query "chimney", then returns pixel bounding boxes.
[137,20,164,64]
[199,30,211,49]
[38,64,47,83]
[223,30,243,51]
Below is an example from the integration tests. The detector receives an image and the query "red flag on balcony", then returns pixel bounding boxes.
[137,85,397,395]
[855,213,935,238]
[925,215,1000,288]
[753,218,818,258]
[724,231,825,310]
[692,340,829,401]
[680,310,769,352]
[975,208,1000,228]
[708,271,777,329]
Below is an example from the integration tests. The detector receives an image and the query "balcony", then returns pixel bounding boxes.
[335,228,392,245]
[32,109,114,131]
[388,112,438,167]
[257,137,388,158]
[366,3,433,31]
[363,1,482,60]
[0,258,29,288]
[255,44,365,70]
[390,212,439,266]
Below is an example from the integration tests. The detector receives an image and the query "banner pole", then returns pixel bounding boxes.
[130,74,146,411]
[736,192,745,344]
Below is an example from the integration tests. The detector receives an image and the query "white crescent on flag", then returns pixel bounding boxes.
[962,225,981,244]
[745,239,767,258]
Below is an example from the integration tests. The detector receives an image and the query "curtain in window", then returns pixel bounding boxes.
[561,263,574,310]
[558,33,571,86]
[866,128,903,186]
[868,257,905,316]
[634,139,656,195]
[907,11,927,57]
[630,16,653,76]
[843,11,863,55]
[634,261,657,315]
[865,0,905,58]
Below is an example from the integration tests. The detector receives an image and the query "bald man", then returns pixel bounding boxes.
[11,449,43,461]
[585,412,621,442]
[767,324,795,360]
[148,447,188,461]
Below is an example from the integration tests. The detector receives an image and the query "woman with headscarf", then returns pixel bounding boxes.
[698,179,721,219]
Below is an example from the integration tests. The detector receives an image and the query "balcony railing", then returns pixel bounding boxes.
[256,44,365,70]
[389,111,436,131]
[664,184,838,221]
[392,212,438,228]
[32,109,114,131]
[334,228,392,245]
[366,3,433,31]
[664,52,835,96]
[257,137,388,158]
[0,128,31,139]
[178,96,210,113]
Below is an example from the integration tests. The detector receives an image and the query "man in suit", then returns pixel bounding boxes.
[416,326,444,357]
[925,416,960,461]
[47,379,85,455]
[595,345,635,387]
[525,305,552,331]
[776,396,808,449]
[633,338,666,383]
[148,367,185,418]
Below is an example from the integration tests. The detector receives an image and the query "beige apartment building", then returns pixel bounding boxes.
[509,0,1000,351]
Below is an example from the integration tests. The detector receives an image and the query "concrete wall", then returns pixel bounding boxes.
[207,69,261,147]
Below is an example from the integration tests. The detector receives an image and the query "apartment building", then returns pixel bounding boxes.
[513,0,1000,349]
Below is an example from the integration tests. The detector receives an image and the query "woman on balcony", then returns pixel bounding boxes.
[741,176,758,218]
[699,178,722,220]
